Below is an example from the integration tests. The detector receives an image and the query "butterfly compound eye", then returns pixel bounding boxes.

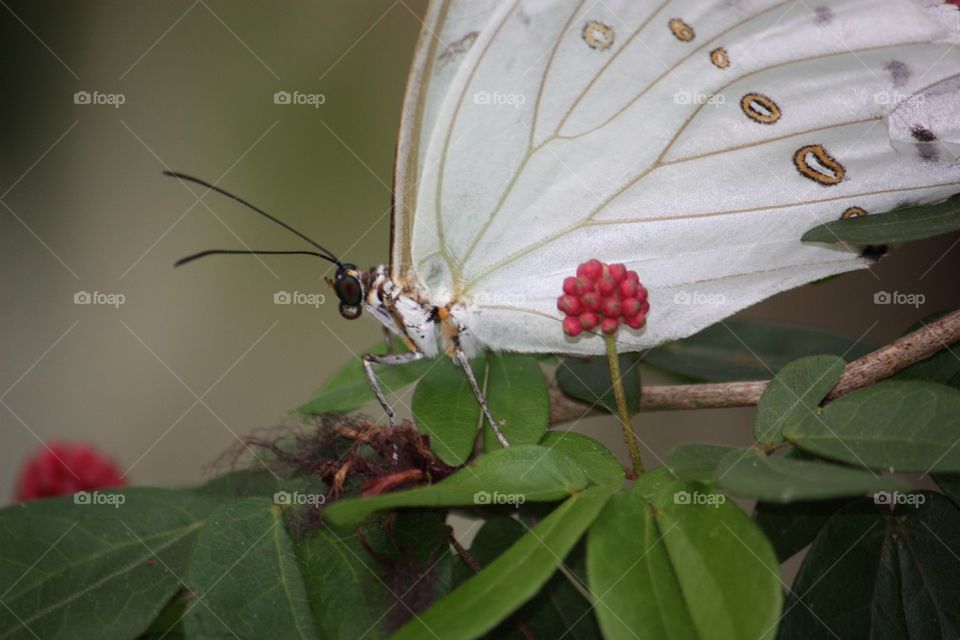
[334,267,364,320]
[335,274,363,306]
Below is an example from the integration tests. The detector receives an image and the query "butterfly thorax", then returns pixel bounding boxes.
[362,265,477,359]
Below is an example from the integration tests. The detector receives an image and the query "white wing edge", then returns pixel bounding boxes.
[391,1,446,285]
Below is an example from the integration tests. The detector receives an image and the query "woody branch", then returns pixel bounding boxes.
[549,308,960,424]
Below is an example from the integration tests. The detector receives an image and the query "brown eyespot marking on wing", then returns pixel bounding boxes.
[668,18,695,42]
[710,47,730,68]
[841,206,867,219]
[794,145,846,185]
[740,93,781,124]
[582,21,615,50]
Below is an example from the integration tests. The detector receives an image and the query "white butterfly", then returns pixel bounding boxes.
[177,0,960,443]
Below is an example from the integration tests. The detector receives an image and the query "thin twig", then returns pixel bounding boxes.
[550,309,960,423]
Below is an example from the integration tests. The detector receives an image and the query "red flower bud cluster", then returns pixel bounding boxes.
[14,442,126,501]
[558,259,649,337]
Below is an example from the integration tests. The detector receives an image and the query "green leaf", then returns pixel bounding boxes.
[752,499,852,563]
[630,466,681,500]
[587,478,782,640]
[521,541,599,640]
[297,510,454,638]
[296,527,388,639]
[802,197,960,245]
[787,380,960,472]
[897,348,960,389]
[556,353,641,414]
[754,355,844,444]
[324,445,589,528]
[717,449,906,503]
[539,430,624,488]
[894,312,960,389]
[0,488,217,640]
[484,354,550,451]
[299,342,433,415]
[780,492,960,639]
[140,590,189,639]
[646,319,872,382]
[452,518,600,640]
[413,355,485,466]
[184,497,319,639]
[357,510,459,619]
[394,486,616,640]
[934,473,960,506]
[666,443,740,483]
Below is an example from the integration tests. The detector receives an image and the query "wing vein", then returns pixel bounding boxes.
[462,41,935,288]
[659,116,881,167]
[459,0,802,276]
[467,175,960,288]
[549,0,671,139]
[554,0,797,143]
[588,180,960,225]
[435,0,523,281]
[457,0,585,271]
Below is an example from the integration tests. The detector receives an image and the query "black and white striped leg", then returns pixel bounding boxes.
[362,350,424,427]
[453,345,510,448]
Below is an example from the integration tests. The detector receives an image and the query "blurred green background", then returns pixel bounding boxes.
[2,0,959,511]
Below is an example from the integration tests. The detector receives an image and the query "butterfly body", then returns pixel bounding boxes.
[362,265,486,359]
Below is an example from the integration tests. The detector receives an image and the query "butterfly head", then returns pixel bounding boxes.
[331,263,365,320]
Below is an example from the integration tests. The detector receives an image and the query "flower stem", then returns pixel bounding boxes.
[604,335,645,477]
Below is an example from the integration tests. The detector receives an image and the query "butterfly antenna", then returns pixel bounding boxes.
[174,249,339,268]
[163,171,343,267]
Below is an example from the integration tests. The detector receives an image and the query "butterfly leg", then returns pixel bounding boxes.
[452,345,510,448]
[362,350,423,427]
[382,326,395,353]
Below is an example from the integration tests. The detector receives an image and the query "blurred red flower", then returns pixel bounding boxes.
[15,442,126,501]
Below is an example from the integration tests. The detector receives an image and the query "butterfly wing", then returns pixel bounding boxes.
[391,0,502,284]
[402,0,960,354]
[888,72,960,156]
